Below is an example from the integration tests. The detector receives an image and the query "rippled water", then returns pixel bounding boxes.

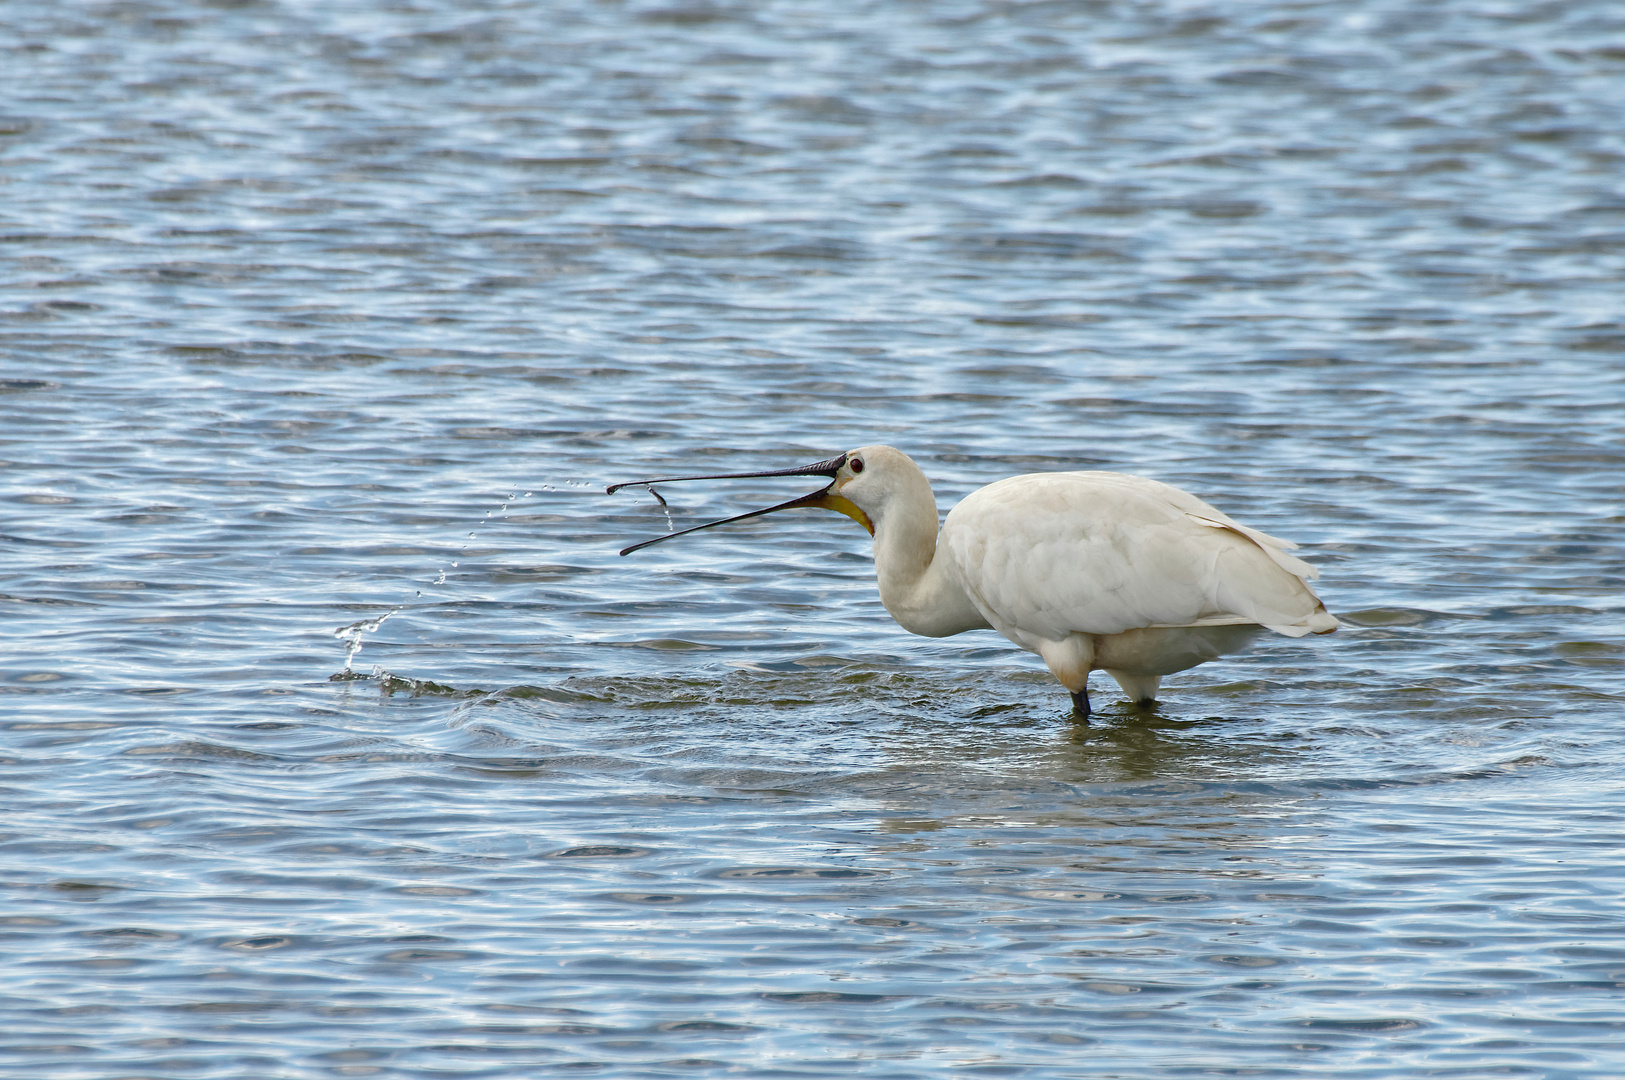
[4,0,1625,1076]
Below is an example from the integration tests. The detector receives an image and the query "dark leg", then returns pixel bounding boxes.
[1070,686,1091,721]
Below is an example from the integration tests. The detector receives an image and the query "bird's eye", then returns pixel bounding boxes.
[849,458,864,474]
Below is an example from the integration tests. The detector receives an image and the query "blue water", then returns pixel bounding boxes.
[3,0,1624,1076]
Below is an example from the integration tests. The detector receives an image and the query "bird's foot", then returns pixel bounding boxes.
[1069,688,1091,722]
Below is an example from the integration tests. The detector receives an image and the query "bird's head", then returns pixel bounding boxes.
[606,444,915,556]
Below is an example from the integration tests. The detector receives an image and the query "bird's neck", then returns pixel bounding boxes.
[871,480,989,638]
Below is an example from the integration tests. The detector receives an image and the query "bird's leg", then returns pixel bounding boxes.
[1069,687,1091,721]
[1038,637,1095,723]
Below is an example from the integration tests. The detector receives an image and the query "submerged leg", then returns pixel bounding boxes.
[1036,635,1096,722]
[1106,670,1162,709]
[1069,686,1091,720]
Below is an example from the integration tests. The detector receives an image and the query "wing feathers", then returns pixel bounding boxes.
[942,472,1334,641]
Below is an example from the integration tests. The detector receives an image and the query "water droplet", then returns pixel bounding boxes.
[332,610,398,673]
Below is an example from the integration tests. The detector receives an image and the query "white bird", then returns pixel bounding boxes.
[608,445,1337,718]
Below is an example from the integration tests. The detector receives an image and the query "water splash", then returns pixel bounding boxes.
[647,485,675,531]
[333,610,397,675]
[329,479,599,677]
[614,483,674,531]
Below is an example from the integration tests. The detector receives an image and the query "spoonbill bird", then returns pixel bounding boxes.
[607,446,1336,717]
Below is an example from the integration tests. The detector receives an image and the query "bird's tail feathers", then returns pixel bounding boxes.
[1262,609,1341,637]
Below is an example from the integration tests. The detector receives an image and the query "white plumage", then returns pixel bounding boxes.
[609,444,1336,717]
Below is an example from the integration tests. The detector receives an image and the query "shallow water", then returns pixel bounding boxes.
[3,0,1625,1076]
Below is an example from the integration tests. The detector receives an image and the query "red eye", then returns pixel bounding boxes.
[850,458,864,473]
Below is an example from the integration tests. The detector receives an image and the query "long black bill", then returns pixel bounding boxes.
[606,452,854,557]
[605,453,847,495]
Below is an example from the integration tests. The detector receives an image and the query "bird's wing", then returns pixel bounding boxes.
[941,472,1334,641]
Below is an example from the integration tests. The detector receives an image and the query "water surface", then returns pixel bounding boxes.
[2,0,1624,1076]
